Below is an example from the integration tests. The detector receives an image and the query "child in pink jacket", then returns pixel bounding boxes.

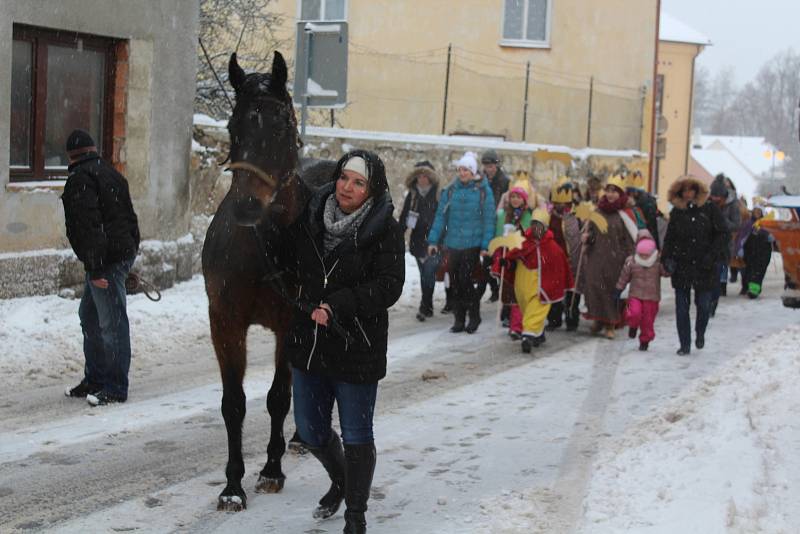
[614,230,669,351]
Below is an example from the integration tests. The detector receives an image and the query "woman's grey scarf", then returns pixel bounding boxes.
[322,194,374,254]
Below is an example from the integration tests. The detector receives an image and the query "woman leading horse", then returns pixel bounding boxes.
[285,149,405,534]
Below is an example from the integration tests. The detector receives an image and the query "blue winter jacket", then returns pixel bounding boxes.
[427,177,496,251]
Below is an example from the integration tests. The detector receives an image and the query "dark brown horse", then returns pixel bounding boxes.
[201,51,333,511]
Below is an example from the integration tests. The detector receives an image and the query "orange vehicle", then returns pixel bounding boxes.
[763,195,800,308]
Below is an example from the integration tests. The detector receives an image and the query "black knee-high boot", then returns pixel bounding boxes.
[450,302,466,332]
[307,432,345,519]
[343,443,376,534]
[465,300,482,333]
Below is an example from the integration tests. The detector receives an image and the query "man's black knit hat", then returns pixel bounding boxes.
[65,129,97,156]
[414,160,435,171]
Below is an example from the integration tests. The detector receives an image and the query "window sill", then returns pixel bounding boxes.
[6,180,66,192]
[499,39,551,50]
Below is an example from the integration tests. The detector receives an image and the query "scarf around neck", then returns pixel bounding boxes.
[598,193,629,214]
[322,194,374,254]
[634,251,659,268]
[416,183,433,197]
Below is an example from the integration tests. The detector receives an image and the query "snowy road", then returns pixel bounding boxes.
[0,260,797,533]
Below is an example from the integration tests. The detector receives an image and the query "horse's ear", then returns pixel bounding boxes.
[229,53,246,93]
[269,51,288,94]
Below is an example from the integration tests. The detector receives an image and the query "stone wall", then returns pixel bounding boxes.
[0,217,208,300]
[190,122,651,217]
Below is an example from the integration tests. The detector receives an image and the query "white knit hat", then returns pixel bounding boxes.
[453,151,478,175]
[343,156,369,179]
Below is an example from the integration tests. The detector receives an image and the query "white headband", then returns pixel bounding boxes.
[343,156,369,179]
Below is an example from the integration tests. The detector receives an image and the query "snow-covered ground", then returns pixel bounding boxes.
[1,253,798,533]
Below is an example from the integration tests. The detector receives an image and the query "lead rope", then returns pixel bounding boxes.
[305,239,341,370]
[125,272,162,302]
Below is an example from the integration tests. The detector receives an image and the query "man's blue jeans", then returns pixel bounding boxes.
[292,368,378,447]
[78,259,133,397]
[674,287,711,350]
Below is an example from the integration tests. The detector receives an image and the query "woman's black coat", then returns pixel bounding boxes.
[661,178,727,292]
[399,184,439,259]
[285,182,405,384]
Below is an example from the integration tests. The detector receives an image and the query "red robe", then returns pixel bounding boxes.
[506,229,575,303]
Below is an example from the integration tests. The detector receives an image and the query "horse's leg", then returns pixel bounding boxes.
[256,330,290,493]
[211,313,249,511]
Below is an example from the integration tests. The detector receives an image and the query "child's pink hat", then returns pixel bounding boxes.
[509,187,529,204]
[636,237,657,256]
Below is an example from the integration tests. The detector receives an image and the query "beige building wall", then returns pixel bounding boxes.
[655,40,704,211]
[263,0,656,154]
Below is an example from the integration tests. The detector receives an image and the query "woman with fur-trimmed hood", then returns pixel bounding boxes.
[661,177,727,355]
[399,160,441,321]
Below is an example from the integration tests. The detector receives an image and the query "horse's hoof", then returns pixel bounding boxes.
[255,475,285,494]
[287,440,307,455]
[217,493,246,512]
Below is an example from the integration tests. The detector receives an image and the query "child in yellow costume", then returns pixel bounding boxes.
[507,209,575,353]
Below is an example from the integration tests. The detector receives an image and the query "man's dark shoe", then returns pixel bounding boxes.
[87,391,127,406]
[532,334,546,347]
[676,347,691,356]
[628,327,638,339]
[65,380,101,398]
[441,302,453,314]
[545,322,561,332]
[720,283,727,297]
[639,341,649,351]
[416,311,426,322]
[488,289,499,303]
[695,334,705,349]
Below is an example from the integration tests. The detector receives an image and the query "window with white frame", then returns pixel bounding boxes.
[502,0,552,47]
[300,0,346,21]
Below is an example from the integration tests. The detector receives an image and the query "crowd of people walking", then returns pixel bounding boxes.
[403,150,774,357]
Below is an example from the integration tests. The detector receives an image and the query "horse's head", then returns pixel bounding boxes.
[227,51,300,227]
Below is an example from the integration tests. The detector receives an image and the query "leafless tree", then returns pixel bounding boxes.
[196,0,289,119]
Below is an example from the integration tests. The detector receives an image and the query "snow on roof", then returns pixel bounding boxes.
[699,135,780,178]
[691,147,758,202]
[659,12,712,46]
[192,113,647,160]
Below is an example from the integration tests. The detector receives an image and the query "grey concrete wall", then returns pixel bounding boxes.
[0,0,199,254]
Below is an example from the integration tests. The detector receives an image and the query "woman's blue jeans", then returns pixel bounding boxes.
[292,368,378,447]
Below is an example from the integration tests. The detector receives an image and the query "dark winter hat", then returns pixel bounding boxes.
[481,149,500,164]
[709,174,728,198]
[65,129,97,157]
[414,160,435,171]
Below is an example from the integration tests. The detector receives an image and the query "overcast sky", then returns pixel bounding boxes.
[662,0,800,85]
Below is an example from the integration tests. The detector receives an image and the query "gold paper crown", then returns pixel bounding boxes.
[550,176,574,204]
[531,207,551,227]
[625,172,646,191]
[606,174,627,192]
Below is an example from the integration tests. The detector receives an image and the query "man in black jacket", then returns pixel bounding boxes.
[477,149,509,302]
[62,129,140,406]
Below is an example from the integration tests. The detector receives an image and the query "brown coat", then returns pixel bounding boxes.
[578,210,635,324]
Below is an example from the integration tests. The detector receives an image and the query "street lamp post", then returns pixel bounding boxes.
[763,149,786,180]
